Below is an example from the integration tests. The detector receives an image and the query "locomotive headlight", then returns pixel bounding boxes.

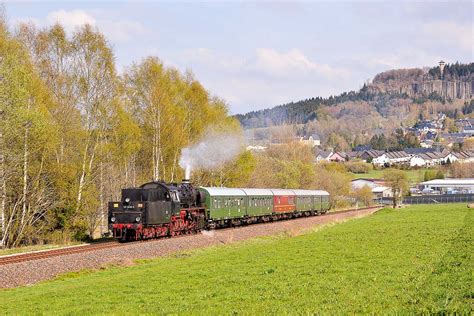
[135,217,141,222]
[110,217,116,223]
[125,197,131,204]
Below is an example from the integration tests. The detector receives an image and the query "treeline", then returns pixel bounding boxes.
[428,62,474,80]
[236,62,473,129]
[367,130,420,151]
[0,19,246,247]
[236,89,410,129]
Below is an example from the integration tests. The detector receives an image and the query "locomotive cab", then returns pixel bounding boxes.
[109,182,177,227]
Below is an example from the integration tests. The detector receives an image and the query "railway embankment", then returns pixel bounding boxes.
[0,207,379,288]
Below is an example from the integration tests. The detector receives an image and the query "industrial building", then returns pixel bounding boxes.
[419,178,474,194]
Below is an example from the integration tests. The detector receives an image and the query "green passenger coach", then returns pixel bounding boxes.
[199,187,330,225]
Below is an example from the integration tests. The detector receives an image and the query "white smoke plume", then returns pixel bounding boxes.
[179,129,243,180]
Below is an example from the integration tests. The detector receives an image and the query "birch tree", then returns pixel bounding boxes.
[71,25,116,237]
[0,22,58,247]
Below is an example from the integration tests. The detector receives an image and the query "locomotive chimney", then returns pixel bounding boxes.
[182,179,190,184]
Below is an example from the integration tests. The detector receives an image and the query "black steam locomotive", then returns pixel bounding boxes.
[108,181,206,241]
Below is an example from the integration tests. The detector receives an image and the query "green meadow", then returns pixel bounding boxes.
[350,168,430,183]
[0,204,472,314]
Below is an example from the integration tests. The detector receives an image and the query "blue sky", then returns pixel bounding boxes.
[6,1,473,114]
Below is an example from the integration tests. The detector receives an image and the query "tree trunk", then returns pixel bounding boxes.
[170,149,179,182]
[392,189,397,208]
[0,124,5,248]
[76,139,90,214]
[99,160,104,236]
[20,121,30,227]
[152,132,158,181]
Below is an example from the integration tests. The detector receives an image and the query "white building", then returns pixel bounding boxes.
[372,153,389,167]
[299,135,321,147]
[351,178,385,190]
[410,155,427,167]
[419,178,474,194]
[315,151,333,163]
[372,186,393,199]
[386,151,411,165]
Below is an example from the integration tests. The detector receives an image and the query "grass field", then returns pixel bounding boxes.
[0,204,472,314]
[350,168,430,183]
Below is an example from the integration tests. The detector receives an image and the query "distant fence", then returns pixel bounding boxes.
[379,194,474,205]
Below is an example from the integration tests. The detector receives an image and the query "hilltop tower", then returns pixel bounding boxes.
[439,60,446,74]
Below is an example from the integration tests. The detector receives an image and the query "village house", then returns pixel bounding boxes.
[298,134,321,147]
[328,152,347,162]
[414,120,440,133]
[386,151,411,165]
[351,178,386,189]
[359,150,386,163]
[351,179,393,200]
[456,118,474,135]
[372,186,393,199]
[315,150,333,163]
[420,139,434,148]
[409,152,443,167]
[452,151,474,163]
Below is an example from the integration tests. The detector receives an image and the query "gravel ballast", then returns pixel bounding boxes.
[0,208,379,288]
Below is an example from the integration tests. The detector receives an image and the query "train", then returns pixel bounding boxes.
[108,180,330,241]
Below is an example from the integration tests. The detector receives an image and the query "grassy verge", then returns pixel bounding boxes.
[0,242,83,257]
[0,204,471,314]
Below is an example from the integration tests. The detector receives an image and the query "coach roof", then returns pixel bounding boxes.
[292,189,330,196]
[200,187,246,196]
[200,187,329,197]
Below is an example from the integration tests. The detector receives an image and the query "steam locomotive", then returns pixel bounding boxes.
[109,180,330,241]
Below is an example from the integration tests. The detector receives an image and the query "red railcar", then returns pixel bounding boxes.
[271,189,296,213]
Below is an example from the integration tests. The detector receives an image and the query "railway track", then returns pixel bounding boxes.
[0,241,120,266]
[0,206,381,266]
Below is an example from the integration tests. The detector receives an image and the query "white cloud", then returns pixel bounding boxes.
[421,21,472,52]
[46,9,96,32]
[99,19,146,42]
[170,48,354,114]
[183,48,246,73]
[364,50,444,70]
[16,9,146,43]
[254,48,346,79]
[182,47,348,81]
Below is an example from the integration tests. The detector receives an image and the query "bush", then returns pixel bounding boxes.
[424,169,445,181]
[449,163,474,178]
[345,161,373,174]
[352,185,373,206]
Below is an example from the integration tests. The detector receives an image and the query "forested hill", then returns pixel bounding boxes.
[236,62,474,129]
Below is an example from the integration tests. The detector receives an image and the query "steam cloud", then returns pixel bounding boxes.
[179,130,243,180]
